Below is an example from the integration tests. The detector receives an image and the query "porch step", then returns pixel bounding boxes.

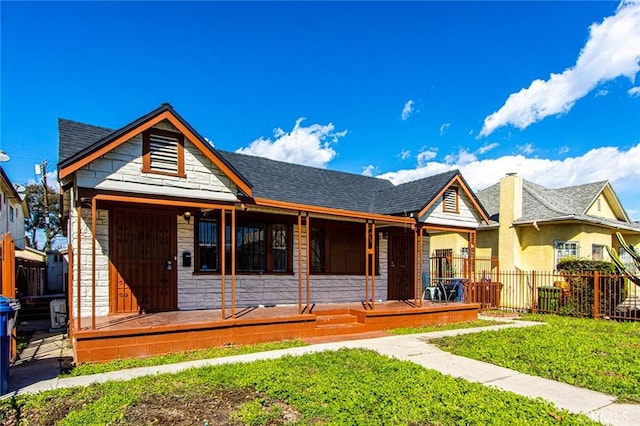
[314,321,367,336]
[315,313,359,326]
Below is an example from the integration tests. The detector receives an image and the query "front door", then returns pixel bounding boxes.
[388,233,415,300]
[110,208,177,313]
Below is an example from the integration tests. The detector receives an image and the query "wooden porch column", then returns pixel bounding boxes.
[231,208,236,319]
[364,221,376,310]
[305,215,310,312]
[67,244,74,339]
[364,222,369,310]
[297,212,302,314]
[91,197,96,330]
[221,209,226,320]
[413,225,418,306]
[468,231,477,303]
[76,205,82,331]
[371,222,376,310]
[418,227,424,307]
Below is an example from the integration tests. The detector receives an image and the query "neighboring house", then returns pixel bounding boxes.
[476,173,640,271]
[0,166,27,249]
[58,103,489,362]
[47,249,68,293]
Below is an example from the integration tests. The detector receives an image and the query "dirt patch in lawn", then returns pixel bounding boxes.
[1,388,301,425]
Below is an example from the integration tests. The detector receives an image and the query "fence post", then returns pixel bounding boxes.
[530,271,537,314]
[593,271,600,320]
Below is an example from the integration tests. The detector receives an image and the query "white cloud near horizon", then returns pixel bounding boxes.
[479,0,640,137]
[629,86,640,96]
[439,123,450,136]
[362,164,377,177]
[377,143,640,210]
[399,149,411,160]
[236,118,347,168]
[401,100,415,120]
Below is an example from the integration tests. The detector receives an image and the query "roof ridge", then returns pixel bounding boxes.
[522,180,572,216]
[219,149,394,185]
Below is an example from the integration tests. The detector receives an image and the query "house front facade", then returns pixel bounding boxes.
[59,104,489,362]
[476,173,640,272]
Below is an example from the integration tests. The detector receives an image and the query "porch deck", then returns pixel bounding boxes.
[72,300,480,363]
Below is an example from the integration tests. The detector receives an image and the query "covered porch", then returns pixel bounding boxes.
[72,300,479,363]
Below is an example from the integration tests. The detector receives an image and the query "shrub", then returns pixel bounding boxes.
[556,259,626,318]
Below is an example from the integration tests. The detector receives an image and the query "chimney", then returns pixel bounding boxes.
[498,173,523,270]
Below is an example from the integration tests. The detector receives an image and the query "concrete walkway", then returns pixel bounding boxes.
[4,317,639,425]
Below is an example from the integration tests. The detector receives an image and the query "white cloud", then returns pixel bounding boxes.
[399,149,411,160]
[444,149,477,165]
[559,146,570,155]
[401,100,414,121]
[377,143,640,202]
[477,142,499,154]
[479,0,640,137]
[416,148,438,166]
[518,143,535,155]
[439,123,450,136]
[629,86,640,97]
[362,164,377,177]
[236,118,347,168]
[596,89,609,97]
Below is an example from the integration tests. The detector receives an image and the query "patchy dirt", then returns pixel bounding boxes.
[1,388,301,425]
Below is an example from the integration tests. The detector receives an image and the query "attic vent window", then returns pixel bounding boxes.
[143,128,185,176]
[443,187,459,213]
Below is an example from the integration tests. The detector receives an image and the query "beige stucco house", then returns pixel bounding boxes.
[475,173,640,272]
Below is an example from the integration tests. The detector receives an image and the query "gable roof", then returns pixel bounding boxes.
[477,178,638,231]
[0,166,23,203]
[57,104,489,223]
[58,103,252,195]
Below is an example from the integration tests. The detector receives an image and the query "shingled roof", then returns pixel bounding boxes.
[477,178,638,230]
[57,105,477,217]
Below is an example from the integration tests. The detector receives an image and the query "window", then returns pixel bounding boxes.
[236,223,266,272]
[272,224,288,272]
[591,244,604,261]
[143,128,185,176]
[310,222,371,274]
[9,206,14,222]
[555,241,579,266]
[443,187,459,213]
[195,212,291,274]
[197,217,219,271]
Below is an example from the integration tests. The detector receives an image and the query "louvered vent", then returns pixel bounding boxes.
[149,133,179,172]
[443,188,458,212]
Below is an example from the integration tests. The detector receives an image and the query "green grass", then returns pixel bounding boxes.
[434,314,640,402]
[65,339,308,376]
[389,318,503,335]
[4,349,599,425]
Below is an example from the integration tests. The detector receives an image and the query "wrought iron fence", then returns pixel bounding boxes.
[464,270,640,321]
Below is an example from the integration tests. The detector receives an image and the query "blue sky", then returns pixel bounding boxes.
[2,1,640,219]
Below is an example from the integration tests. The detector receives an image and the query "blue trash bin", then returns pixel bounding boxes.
[1,296,20,395]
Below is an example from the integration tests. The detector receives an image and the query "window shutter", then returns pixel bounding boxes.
[149,133,179,172]
[443,188,458,212]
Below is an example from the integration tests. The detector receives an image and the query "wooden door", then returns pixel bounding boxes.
[110,208,176,313]
[388,233,415,300]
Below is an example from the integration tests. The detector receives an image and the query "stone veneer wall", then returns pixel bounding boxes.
[70,205,110,318]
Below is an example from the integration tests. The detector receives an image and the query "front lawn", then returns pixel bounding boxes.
[2,349,598,425]
[434,314,640,402]
[389,318,502,335]
[65,339,308,377]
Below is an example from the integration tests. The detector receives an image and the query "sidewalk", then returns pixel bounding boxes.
[4,317,639,425]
